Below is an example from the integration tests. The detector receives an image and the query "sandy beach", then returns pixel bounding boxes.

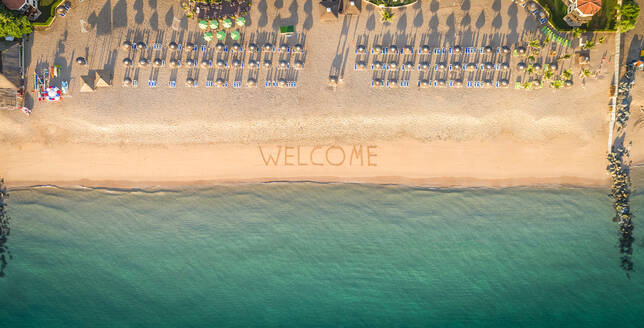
[0,0,624,188]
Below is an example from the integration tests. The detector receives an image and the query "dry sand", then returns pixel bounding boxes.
[0,0,618,188]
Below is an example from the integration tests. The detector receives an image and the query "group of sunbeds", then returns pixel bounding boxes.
[122,40,305,89]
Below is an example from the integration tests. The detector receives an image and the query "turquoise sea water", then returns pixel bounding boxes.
[1,181,643,327]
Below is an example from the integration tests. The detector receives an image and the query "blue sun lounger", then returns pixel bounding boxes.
[148,80,157,87]
[233,81,242,88]
[467,81,473,88]
[131,43,137,51]
[132,79,138,88]
[265,81,272,87]
[168,80,176,88]
[177,44,182,51]
[201,45,207,52]
[449,80,455,87]
[495,81,500,88]
[448,47,453,54]
[205,80,213,87]
[449,64,453,71]
[434,64,438,71]
[193,45,198,52]
[153,43,162,50]
[434,48,440,54]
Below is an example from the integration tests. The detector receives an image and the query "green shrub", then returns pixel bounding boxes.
[0,4,33,37]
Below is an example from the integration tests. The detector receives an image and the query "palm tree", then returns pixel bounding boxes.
[527,53,536,62]
[551,80,564,89]
[529,39,541,49]
[571,27,586,48]
[583,40,596,50]
[557,54,572,61]
[562,69,572,80]
[599,36,606,44]
[526,64,535,74]
[381,9,393,23]
[522,82,532,89]
[580,68,591,78]
[543,69,554,81]
[571,27,583,38]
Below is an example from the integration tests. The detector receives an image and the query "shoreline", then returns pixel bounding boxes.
[2,137,610,189]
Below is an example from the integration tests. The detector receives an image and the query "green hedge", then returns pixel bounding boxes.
[32,0,64,27]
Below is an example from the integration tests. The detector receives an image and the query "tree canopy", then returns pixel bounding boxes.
[0,5,33,38]
[615,1,640,33]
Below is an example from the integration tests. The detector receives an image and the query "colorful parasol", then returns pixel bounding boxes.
[198,20,208,29]
[203,32,213,42]
[46,86,61,102]
[236,17,245,27]
[231,30,240,41]
[209,19,218,29]
[216,30,226,41]
[222,18,233,28]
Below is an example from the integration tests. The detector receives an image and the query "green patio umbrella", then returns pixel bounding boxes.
[203,32,213,42]
[209,19,219,29]
[236,16,246,27]
[198,20,208,29]
[222,18,233,28]
[216,30,226,41]
[231,30,240,41]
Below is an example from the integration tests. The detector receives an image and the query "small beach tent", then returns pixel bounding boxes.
[80,76,95,92]
[204,32,213,42]
[222,18,233,28]
[319,1,338,22]
[209,19,218,29]
[280,25,294,35]
[95,71,112,88]
[198,20,208,29]
[231,30,241,41]
[216,30,226,41]
[342,0,361,15]
[236,16,245,27]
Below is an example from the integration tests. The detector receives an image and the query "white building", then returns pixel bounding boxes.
[2,0,41,21]
[564,0,602,27]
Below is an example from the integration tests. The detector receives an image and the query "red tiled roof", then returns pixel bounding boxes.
[576,0,602,16]
[2,0,27,11]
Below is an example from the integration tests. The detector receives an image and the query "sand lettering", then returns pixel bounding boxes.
[259,146,282,166]
[367,145,378,166]
[310,146,324,166]
[326,145,345,166]
[350,145,363,166]
[259,145,377,167]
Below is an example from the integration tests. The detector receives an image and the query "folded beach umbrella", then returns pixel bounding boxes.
[199,20,208,29]
[236,16,245,27]
[209,19,218,29]
[204,32,213,42]
[222,18,233,28]
[216,30,226,41]
[231,30,241,41]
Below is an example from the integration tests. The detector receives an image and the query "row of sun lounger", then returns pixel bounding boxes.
[356,62,510,72]
[371,80,411,87]
[132,79,296,88]
[358,46,510,55]
[132,42,305,54]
